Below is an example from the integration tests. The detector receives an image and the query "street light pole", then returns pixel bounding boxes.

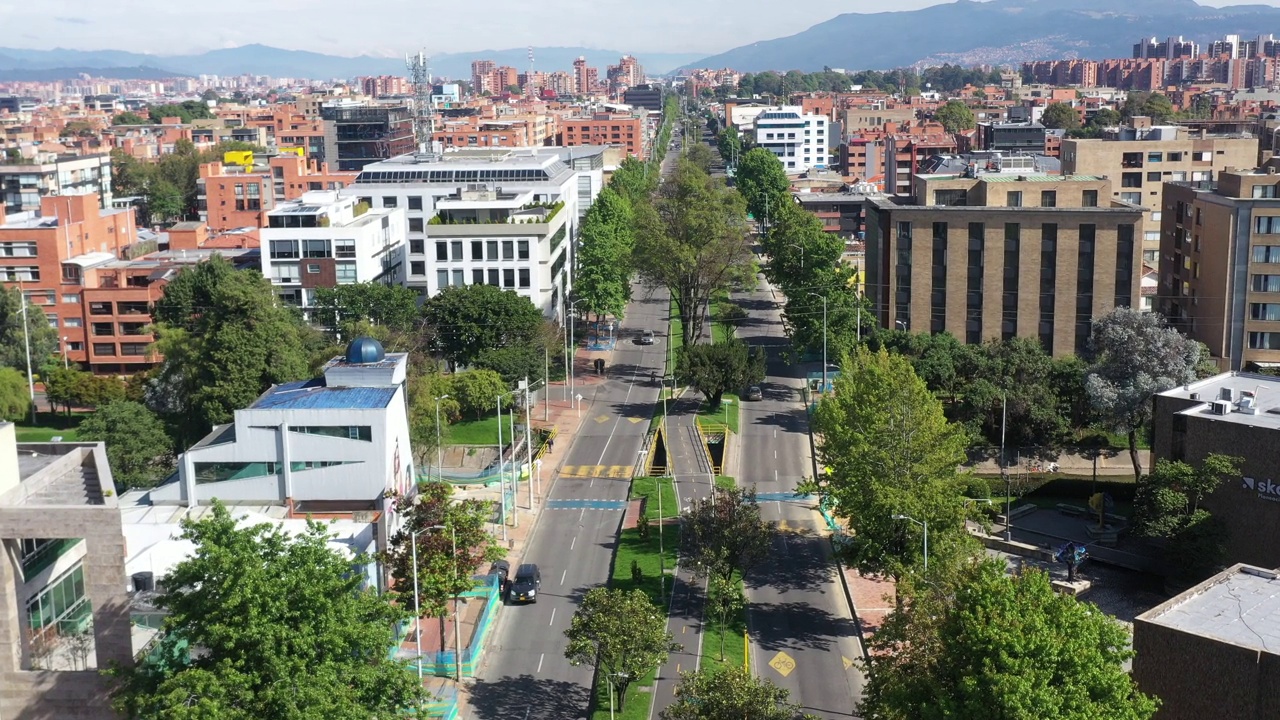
[892,514,928,573]
[434,394,450,482]
[509,407,519,528]
[18,288,35,424]
[410,528,423,682]
[788,242,805,271]
[496,394,507,542]
[808,292,827,394]
[1001,391,1011,541]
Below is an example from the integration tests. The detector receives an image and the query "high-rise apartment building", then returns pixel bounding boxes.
[1133,36,1200,60]
[1061,126,1257,264]
[1160,169,1280,371]
[319,105,415,172]
[573,57,597,95]
[866,164,1143,356]
[471,59,497,95]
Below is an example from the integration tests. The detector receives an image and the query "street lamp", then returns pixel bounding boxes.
[788,242,805,271]
[567,298,583,397]
[495,394,508,542]
[895,319,908,331]
[61,336,69,369]
[1001,391,1011,541]
[607,671,631,720]
[424,523,462,682]
[807,292,828,395]
[410,527,424,682]
[434,394,449,482]
[892,514,928,573]
[640,450,665,601]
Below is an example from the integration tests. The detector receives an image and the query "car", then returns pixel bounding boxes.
[509,563,542,604]
[745,386,763,401]
[490,559,510,593]
[639,330,656,345]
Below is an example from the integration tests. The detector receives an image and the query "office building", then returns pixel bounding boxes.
[319,105,415,172]
[979,122,1047,154]
[559,113,649,159]
[0,423,129,719]
[197,153,357,231]
[865,157,1143,356]
[260,191,405,313]
[1160,169,1280,371]
[0,153,112,214]
[347,146,604,317]
[752,106,830,174]
[1060,125,1258,264]
[622,85,663,112]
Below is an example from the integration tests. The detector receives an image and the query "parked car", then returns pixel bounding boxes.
[509,563,542,604]
[639,330,656,345]
[745,385,763,401]
[490,559,510,594]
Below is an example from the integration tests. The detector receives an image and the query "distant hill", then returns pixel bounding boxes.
[0,65,185,82]
[0,44,703,82]
[682,0,1280,73]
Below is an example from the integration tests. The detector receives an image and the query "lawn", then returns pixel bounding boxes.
[697,393,740,435]
[13,412,87,442]
[446,414,502,446]
[700,575,748,674]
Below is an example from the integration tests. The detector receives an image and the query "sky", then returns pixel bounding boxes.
[1,0,1279,57]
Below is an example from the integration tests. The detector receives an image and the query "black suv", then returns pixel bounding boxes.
[509,563,542,604]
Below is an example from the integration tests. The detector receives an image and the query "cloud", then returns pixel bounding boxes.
[54,16,89,24]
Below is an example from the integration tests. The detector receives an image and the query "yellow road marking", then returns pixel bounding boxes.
[628,416,643,424]
[594,414,610,424]
[608,466,629,478]
[843,656,854,670]
[768,651,796,678]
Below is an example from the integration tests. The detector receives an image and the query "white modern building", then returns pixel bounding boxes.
[346,146,606,318]
[0,152,113,214]
[751,106,829,174]
[260,191,406,312]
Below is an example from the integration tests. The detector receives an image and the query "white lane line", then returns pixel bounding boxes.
[561,568,567,585]
[579,508,584,522]
[549,608,556,626]
[536,654,544,674]
[570,536,576,550]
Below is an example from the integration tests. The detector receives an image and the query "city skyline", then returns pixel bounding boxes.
[6,0,1278,59]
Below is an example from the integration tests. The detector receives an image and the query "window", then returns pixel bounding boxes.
[1146,171,1162,183]
[1251,303,1280,321]
[409,217,424,232]
[303,239,329,258]
[336,263,356,283]
[93,343,117,356]
[1002,223,1020,341]
[451,241,463,261]
[452,269,464,287]
[62,294,80,304]
[436,269,449,289]
[1115,224,1135,309]
[1254,246,1280,263]
[1120,192,1142,204]
[472,269,485,285]
[1040,190,1056,208]
[1082,190,1098,207]
[289,425,372,442]
[410,261,425,276]
[25,565,86,637]
[1122,173,1143,188]
[120,342,148,356]
[89,302,111,316]
[119,322,146,336]
[1122,152,1143,168]
[0,241,37,257]
[334,239,356,258]
[67,341,82,351]
[1258,216,1280,235]
[1040,223,1058,352]
[1249,332,1280,349]
[116,301,147,315]
[1006,191,1022,207]
[486,240,499,261]
[1253,274,1280,292]
[517,240,529,260]
[502,241,514,260]
[1255,185,1279,199]
[1076,224,1096,355]
[408,196,423,211]
[436,242,449,261]
[407,239,423,255]
[487,268,500,286]
[270,240,299,259]
[1167,152,1183,162]
[1147,152,1163,163]
[64,317,81,328]
[518,268,530,288]
[930,223,948,333]
[382,196,397,208]
[503,269,515,288]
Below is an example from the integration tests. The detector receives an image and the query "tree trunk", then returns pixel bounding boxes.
[1128,428,1142,482]
[439,615,448,653]
[719,624,726,661]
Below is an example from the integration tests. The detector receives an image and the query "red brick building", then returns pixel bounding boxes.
[559,113,646,159]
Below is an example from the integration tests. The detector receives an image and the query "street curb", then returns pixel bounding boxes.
[808,424,870,664]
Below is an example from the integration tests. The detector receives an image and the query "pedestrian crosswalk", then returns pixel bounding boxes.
[756,492,812,503]
[546,499,628,511]
[557,465,635,478]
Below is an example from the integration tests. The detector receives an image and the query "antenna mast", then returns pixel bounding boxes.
[406,50,435,151]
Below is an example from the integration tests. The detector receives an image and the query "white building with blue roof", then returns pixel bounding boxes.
[155,338,414,534]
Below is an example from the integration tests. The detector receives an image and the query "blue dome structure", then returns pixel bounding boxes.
[345,337,386,364]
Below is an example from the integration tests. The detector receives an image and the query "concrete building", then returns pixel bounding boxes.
[622,85,663,112]
[1159,169,1280,371]
[752,106,829,174]
[573,57,598,95]
[979,122,1047,154]
[197,153,357,232]
[0,422,130,719]
[346,146,604,317]
[319,105,416,172]
[866,157,1143,355]
[1060,126,1258,264]
[260,191,406,313]
[1133,563,1280,720]
[1151,372,1280,571]
[559,113,648,159]
[0,152,112,214]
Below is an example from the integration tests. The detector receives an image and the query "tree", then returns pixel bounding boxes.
[150,256,314,446]
[1086,308,1200,480]
[448,369,508,420]
[563,587,680,711]
[312,282,421,336]
[113,111,148,125]
[934,100,976,133]
[734,147,789,226]
[1090,108,1122,127]
[1133,453,1240,584]
[573,187,635,323]
[682,485,771,584]
[421,284,545,369]
[407,370,459,465]
[677,340,766,409]
[146,179,185,224]
[0,366,29,421]
[381,481,504,651]
[685,143,715,174]
[41,366,125,415]
[813,348,973,585]
[146,100,215,124]
[663,667,812,720]
[716,126,742,167]
[705,574,746,662]
[77,400,174,490]
[860,559,1158,720]
[1040,102,1080,130]
[0,286,58,374]
[609,155,657,207]
[633,158,754,347]
[107,501,427,719]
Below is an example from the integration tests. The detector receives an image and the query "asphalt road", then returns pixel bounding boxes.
[735,273,866,719]
[469,286,670,720]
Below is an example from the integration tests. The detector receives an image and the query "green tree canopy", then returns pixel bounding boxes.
[0,366,30,421]
[312,282,421,336]
[146,100,215,124]
[813,347,973,584]
[448,369,507,420]
[682,486,771,582]
[1090,108,1122,127]
[421,284,546,369]
[573,187,635,322]
[150,256,314,446]
[0,286,58,375]
[860,559,1158,720]
[609,155,657,207]
[1040,102,1080,130]
[77,400,174,490]
[734,147,790,226]
[564,587,680,711]
[663,667,813,720]
[684,143,715,174]
[113,111,149,125]
[934,100,976,133]
[716,126,742,167]
[1134,453,1240,585]
[677,339,766,409]
[108,501,427,719]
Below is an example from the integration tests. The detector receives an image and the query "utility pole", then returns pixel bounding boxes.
[19,286,35,423]
[496,394,507,542]
[1001,391,1011,541]
[523,377,534,510]
[509,408,518,527]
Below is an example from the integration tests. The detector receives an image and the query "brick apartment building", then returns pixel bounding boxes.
[865,161,1143,356]
[559,113,647,159]
[197,153,357,231]
[434,115,558,151]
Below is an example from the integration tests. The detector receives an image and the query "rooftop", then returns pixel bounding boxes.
[3,434,118,508]
[249,378,398,411]
[1158,372,1280,430]
[1138,564,1280,654]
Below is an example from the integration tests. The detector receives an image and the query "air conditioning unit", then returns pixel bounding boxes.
[1189,392,1200,400]
[1211,400,1231,415]
[1220,387,1236,402]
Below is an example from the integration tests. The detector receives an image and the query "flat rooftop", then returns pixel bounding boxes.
[1139,564,1280,654]
[250,379,397,411]
[1159,372,1280,430]
[9,441,114,506]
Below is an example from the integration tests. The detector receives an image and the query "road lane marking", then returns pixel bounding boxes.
[579,508,584,522]
[768,651,797,677]
[561,569,567,585]
[549,608,556,626]
[571,536,576,550]
[843,655,855,670]
[537,653,544,673]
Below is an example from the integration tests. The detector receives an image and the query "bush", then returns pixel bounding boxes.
[1025,477,1137,503]
[630,559,644,586]
[959,475,990,499]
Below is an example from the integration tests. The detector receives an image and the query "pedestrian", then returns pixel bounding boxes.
[548,437,554,453]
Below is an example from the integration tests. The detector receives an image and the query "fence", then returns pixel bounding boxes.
[694,421,726,475]
[424,686,459,720]
[397,574,503,679]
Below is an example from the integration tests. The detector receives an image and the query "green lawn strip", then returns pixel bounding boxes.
[590,667,657,720]
[14,411,87,442]
[446,415,502,446]
[699,575,749,674]
[696,393,740,435]
[714,475,735,491]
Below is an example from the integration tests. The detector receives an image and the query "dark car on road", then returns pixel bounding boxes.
[510,563,542,604]
[490,559,510,594]
[745,385,763,401]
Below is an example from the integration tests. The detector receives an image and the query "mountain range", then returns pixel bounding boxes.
[0,45,703,83]
[685,0,1280,73]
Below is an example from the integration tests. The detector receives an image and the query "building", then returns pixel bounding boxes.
[752,106,830,174]
[197,153,357,231]
[865,158,1143,355]
[1151,372,1280,572]
[573,57,597,95]
[433,114,557,151]
[0,194,139,368]
[1159,169,1280,371]
[622,85,663,112]
[0,423,130,719]
[1133,35,1200,59]
[559,113,648,159]
[0,152,112,214]
[607,55,644,96]
[347,146,604,316]
[319,105,416,172]
[979,122,1047,154]
[1060,126,1258,264]
[471,60,497,95]
[260,191,405,312]
[157,337,414,551]
[794,191,871,241]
